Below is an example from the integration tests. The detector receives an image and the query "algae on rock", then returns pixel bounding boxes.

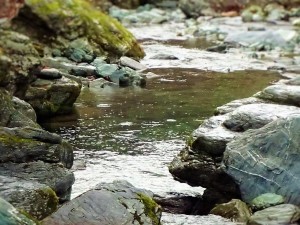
[24,0,145,60]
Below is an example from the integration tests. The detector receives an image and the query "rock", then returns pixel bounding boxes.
[210,199,251,223]
[192,115,238,156]
[95,63,119,78]
[251,193,285,211]
[12,96,36,122]
[215,97,266,115]
[264,3,289,22]
[150,53,179,60]
[120,56,147,70]
[223,116,300,205]
[223,103,300,132]
[42,180,162,225]
[206,44,227,53]
[248,204,300,225]
[0,55,11,86]
[287,76,300,86]
[154,194,202,214]
[0,197,37,225]
[0,0,24,21]
[24,0,145,60]
[24,76,81,117]
[178,0,210,18]
[241,5,264,22]
[0,89,39,128]
[0,175,58,220]
[292,18,300,27]
[256,84,300,107]
[0,161,75,203]
[36,68,62,80]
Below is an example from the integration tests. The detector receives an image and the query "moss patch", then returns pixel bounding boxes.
[137,193,161,225]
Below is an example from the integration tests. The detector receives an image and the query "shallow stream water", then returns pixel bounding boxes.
[43,67,280,224]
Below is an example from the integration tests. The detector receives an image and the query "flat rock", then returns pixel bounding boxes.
[223,116,300,205]
[42,180,162,225]
[215,97,266,115]
[256,84,300,107]
[248,204,300,225]
[36,68,62,80]
[223,103,300,132]
[120,56,147,70]
[251,193,285,211]
[192,115,238,156]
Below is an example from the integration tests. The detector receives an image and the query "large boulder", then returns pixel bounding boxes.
[223,116,300,205]
[0,197,37,225]
[0,161,75,203]
[24,76,81,117]
[42,180,162,225]
[22,0,145,60]
[0,175,58,220]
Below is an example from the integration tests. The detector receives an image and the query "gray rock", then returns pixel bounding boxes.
[179,0,210,18]
[223,116,300,205]
[210,199,251,223]
[223,103,300,132]
[215,97,266,115]
[12,97,37,122]
[256,84,300,107]
[120,56,147,70]
[0,161,75,203]
[42,180,162,225]
[24,76,81,117]
[0,197,37,225]
[36,68,62,80]
[287,76,300,86]
[251,193,285,211]
[0,175,58,220]
[150,53,179,60]
[193,115,238,156]
[95,63,119,78]
[248,204,300,225]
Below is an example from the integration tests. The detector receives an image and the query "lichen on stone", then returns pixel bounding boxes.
[138,193,161,225]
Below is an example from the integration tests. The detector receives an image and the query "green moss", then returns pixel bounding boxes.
[137,193,161,225]
[37,187,59,214]
[25,0,145,59]
[18,209,40,225]
[0,134,39,145]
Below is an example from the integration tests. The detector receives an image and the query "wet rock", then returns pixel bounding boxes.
[251,193,285,211]
[223,103,300,132]
[24,76,81,117]
[95,63,119,78]
[150,53,179,60]
[206,44,227,53]
[267,65,286,71]
[12,96,36,122]
[36,68,62,80]
[154,194,202,214]
[223,116,300,205]
[248,204,300,225]
[120,56,147,70]
[192,115,238,156]
[210,199,251,223]
[178,0,210,18]
[0,175,58,220]
[42,180,162,225]
[0,161,75,203]
[247,26,266,31]
[24,0,145,59]
[0,197,37,225]
[256,84,300,107]
[287,76,300,86]
[215,97,266,115]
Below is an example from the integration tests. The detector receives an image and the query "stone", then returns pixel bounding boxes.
[36,68,62,80]
[24,76,81,117]
[192,115,238,156]
[287,76,300,86]
[0,175,58,220]
[292,18,300,27]
[210,199,251,223]
[0,197,37,225]
[223,116,300,205]
[256,84,300,107]
[120,56,147,70]
[95,63,119,78]
[178,0,210,18]
[241,5,264,22]
[248,204,300,225]
[251,193,285,211]
[150,53,179,60]
[223,103,300,132]
[215,97,266,115]
[24,0,145,60]
[42,180,162,225]
[0,161,75,203]
[12,96,36,122]
[264,3,289,22]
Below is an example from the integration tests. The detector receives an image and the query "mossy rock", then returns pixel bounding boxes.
[24,0,145,60]
[251,193,285,211]
[0,197,37,225]
[138,193,161,225]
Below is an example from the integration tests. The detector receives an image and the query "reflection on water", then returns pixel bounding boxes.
[42,68,280,224]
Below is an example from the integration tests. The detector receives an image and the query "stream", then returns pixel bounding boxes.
[42,24,281,224]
